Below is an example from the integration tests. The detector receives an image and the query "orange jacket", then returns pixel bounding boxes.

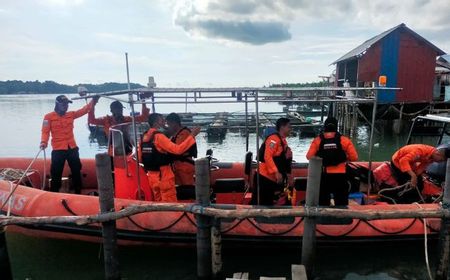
[41,101,93,150]
[392,144,436,174]
[138,128,196,163]
[306,132,358,173]
[88,104,150,135]
[259,134,291,182]
[171,127,196,159]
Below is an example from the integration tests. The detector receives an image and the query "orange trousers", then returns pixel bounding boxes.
[146,165,177,202]
[173,161,195,186]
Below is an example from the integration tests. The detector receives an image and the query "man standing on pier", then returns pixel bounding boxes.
[252,117,293,206]
[391,144,447,188]
[139,113,200,202]
[40,95,97,194]
[166,113,197,187]
[306,117,358,206]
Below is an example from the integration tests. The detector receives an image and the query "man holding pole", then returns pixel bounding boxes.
[40,95,98,194]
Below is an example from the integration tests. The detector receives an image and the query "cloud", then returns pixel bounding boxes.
[174,0,292,45]
[173,0,450,47]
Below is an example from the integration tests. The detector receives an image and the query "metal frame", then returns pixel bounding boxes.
[77,85,401,202]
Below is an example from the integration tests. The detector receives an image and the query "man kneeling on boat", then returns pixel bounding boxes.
[40,95,98,194]
[139,113,200,202]
[306,117,358,207]
[251,117,293,206]
[391,144,448,189]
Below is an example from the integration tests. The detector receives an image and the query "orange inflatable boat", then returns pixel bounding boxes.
[0,156,442,246]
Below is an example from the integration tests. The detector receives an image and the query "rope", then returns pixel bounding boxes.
[246,217,304,236]
[126,213,187,232]
[414,203,433,280]
[377,182,415,204]
[1,149,42,211]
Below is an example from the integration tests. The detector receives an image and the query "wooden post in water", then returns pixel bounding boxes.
[436,158,450,279]
[301,157,322,277]
[195,158,212,280]
[96,153,120,280]
[0,229,12,280]
[211,218,223,279]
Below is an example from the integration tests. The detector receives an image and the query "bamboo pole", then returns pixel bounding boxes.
[0,204,448,227]
[96,153,120,280]
[301,157,322,277]
[211,218,223,279]
[195,158,212,280]
[436,158,450,279]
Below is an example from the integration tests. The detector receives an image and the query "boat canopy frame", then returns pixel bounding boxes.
[74,85,401,203]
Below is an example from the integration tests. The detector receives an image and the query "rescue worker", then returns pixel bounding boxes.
[139,113,200,202]
[391,144,447,188]
[88,98,150,136]
[252,118,293,206]
[166,113,197,186]
[40,95,97,194]
[306,117,358,206]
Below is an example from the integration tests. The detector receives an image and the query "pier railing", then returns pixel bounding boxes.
[1,154,449,279]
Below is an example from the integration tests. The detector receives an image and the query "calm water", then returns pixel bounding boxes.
[0,94,404,161]
[0,94,430,279]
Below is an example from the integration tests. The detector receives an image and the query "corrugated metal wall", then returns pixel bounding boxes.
[396,30,437,103]
[378,30,400,103]
[358,42,381,84]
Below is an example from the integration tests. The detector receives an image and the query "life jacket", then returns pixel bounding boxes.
[141,130,173,171]
[258,133,292,175]
[169,127,198,164]
[316,132,347,167]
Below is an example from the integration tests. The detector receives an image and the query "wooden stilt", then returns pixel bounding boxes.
[301,157,322,278]
[96,153,120,280]
[195,158,212,280]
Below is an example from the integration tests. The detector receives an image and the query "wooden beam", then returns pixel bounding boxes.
[0,205,448,227]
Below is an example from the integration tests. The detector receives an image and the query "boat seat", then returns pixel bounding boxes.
[214,178,248,204]
[214,178,246,193]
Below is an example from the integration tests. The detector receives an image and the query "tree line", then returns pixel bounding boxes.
[0,80,145,94]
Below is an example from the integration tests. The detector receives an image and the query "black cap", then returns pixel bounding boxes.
[324,117,338,131]
[110,101,125,110]
[55,95,72,104]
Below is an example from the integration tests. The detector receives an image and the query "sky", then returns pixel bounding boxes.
[0,0,449,87]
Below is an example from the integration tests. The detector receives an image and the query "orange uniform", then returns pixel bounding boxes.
[392,144,436,174]
[139,128,196,202]
[88,104,150,135]
[171,127,196,186]
[41,101,93,150]
[306,132,358,173]
[259,134,290,182]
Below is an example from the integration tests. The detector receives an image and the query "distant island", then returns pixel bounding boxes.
[0,80,145,94]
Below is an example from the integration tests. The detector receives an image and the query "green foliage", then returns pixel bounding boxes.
[0,80,145,94]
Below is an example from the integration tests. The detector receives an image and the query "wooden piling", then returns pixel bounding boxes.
[0,230,12,280]
[96,153,120,280]
[195,158,212,279]
[301,157,322,277]
[211,218,223,279]
[436,158,450,279]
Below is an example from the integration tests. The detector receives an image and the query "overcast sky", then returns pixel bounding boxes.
[0,0,449,87]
